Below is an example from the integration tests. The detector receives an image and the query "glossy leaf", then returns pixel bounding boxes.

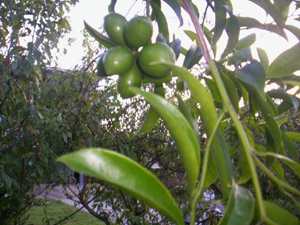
[84,21,115,48]
[236,33,256,50]
[151,1,169,41]
[257,48,269,71]
[264,201,300,225]
[131,88,200,190]
[236,60,265,97]
[165,64,233,195]
[183,44,202,69]
[58,148,184,225]
[267,43,300,78]
[221,14,240,58]
[218,185,255,225]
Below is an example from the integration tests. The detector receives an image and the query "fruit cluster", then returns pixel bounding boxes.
[97,13,175,98]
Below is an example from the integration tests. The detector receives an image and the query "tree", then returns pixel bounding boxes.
[0,1,80,224]
[60,0,300,225]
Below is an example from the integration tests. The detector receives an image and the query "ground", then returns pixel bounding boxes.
[26,200,104,225]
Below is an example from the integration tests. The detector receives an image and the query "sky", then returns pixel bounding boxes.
[56,0,299,69]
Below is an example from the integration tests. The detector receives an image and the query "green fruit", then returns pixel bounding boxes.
[118,64,142,98]
[124,16,153,49]
[138,43,175,78]
[103,46,134,75]
[104,13,127,45]
[96,54,108,77]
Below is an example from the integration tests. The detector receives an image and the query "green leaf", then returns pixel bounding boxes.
[184,28,213,46]
[236,34,256,50]
[249,0,286,26]
[256,151,300,179]
[166,64,233,196]
[140,108,159,134]
[264,201,300,225]
[151,1,169,41]
[285,131,300,143]
[131,88,200,190]
[213,2,227,44]
[257,48,269,71]
[228,48,252,66]
[140,85,165,134]
[238,150,252,184]
[274,0,292,21]
[278,75,300,87]
[176,95,198,132]
[183,44,202,69]
[218,185,255,225]
[221,15,240,58]
[254,94,285,154]
[237,16,286,38]
[284,24,300,40]
[219,67,240,111]
[170,38,181,59]
[84,21,115,48]
[58,148,184,225]
[184,30,197,41]
[236,60,265,97]
[162,0,183,26]
[267,43,300,78]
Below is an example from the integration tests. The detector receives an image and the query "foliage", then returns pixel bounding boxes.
[0,59,132,224]
[59,0,300,225]
[0,0,78,64]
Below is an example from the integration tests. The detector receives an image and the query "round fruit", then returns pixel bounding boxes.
[138,43,175,78]
[96,54,108,77]
[124,16,153,49]
[104,13,127,45]
[103,46,134,75]
[118,64,142,98]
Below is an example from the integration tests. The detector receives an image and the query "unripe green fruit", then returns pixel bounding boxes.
[118,64,142,98]
[138,43,175,78]
[104,13,127,45]
[124,16,153,49]
[103,46,134,75]
[96,54,108,77]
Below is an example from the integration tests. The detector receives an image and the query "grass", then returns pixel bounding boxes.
[26,200,104,225]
